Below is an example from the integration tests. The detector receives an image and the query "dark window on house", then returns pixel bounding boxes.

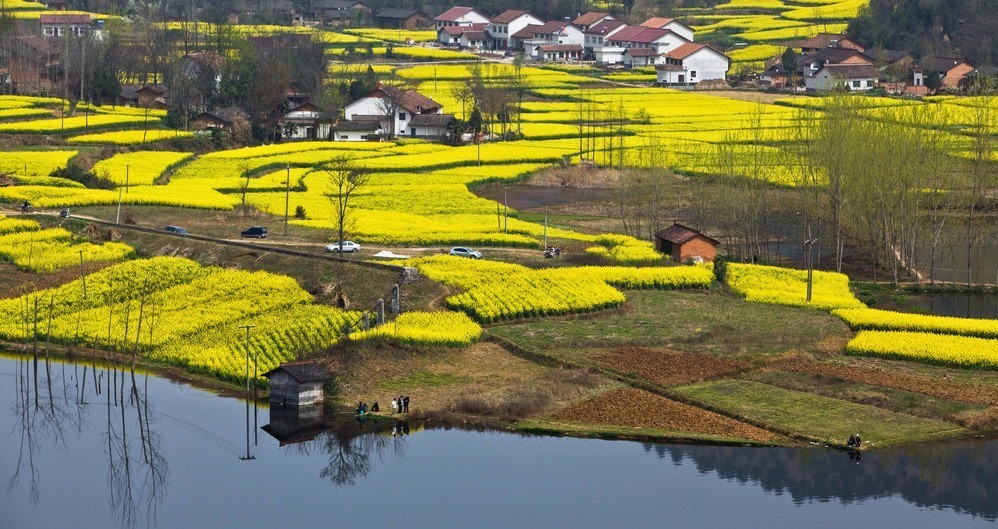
[691,71,697,78]
[398,112,407,120]
[852,80,861,88]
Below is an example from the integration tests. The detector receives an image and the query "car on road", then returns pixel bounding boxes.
[449,246,482,259]
[163,225,189,235]
[324,241,361,253]
[241,226,268,238]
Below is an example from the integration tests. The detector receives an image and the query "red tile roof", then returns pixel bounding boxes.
[376,85,441,114]
[538,44,583,52]
[585,19,626,36]
[435,6,479,21]
[623,47,659,57]
[655,223,719,245]
[640,17,674,28]
[665,42,718,60]
[39,13,91,24]
[491,9,534,24]
[511,21,573,38]
[572,11,611,27]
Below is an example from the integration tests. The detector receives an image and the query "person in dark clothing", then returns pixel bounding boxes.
[403,395,410,413]
[854,434,862,448]
[371,401,379,412]
[398,395,404,413]
[848,434,856,447]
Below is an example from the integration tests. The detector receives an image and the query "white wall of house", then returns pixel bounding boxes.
[648,32,689,54]
[662,21,693,42]
[595,46,626,65]
[555,25,584,46]
[435,9,489,29]
[459,33,485,49]
[622,53,658,67]
[540,48,582,62]
[657,49,729,85]
[409,123,449,138]
[495,13,542,48]
[345,95,440,136]
[437,28,460,46]
[805,70,876,91]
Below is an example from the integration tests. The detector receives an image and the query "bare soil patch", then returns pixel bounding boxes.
[595,347,749,386]
[548,387,780,443]
[775,361,998,406]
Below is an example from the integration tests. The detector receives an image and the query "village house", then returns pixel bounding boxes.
[407,113,456,140]
[374,8,430,29]
[571,12,617,32]
[798,47,873,80]
[291,0,369,27]
[654,223,720,263]
[621,47,659,68]
[343,84,442,139]
[583,19,626,60]
[920,56,976,89]
[655,43,730,86]
[760,62,789,88]
[263,361,332,407]
[805,63,880,92]
[538,44,583,62]
[596,25,690,65]
[436,23,494,49]
[434,6,490,30]
[798,33,866,54]
[639,17,694,42]
[280,101,336,140]
[330,118,383,141]
[40,13,92,38]
[191,107,250,132]
[510,21,584,58]
[1,36,61,93]
[489,10,542,49]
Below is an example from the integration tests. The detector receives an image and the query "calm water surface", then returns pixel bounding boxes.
[2,354,995,529]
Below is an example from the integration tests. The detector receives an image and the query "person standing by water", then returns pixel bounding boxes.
[403,395,410,413]
[391,398,398,415]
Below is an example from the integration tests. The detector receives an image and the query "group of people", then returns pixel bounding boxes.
[391,395,410,414]
[847,433,863,448]
[355,395,411,416]
[544,246,562,258]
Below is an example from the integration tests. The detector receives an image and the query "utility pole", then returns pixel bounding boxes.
[125,164,129,194]
[805,237,818,302]
[240,324,255,393]
[503,184,508,234]
[284,164,290,237]
[115,186,123,223]
[78,249,88,298]
[543,207,548,249]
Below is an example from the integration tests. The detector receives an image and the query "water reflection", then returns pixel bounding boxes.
[642,441,997,520]
[6,354,169,528]
[262,403,412,486]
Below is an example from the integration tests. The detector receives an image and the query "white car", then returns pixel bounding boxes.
[325,241,361,253]
[449,247,482,259]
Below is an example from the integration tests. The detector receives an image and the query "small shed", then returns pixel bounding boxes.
[263,361,332,407]
[654,223,720,263]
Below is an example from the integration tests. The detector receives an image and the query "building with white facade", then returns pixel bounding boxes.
[655,43,729,86]
[805,64,880,92]
[510,21,583,58]
[343,84,442,138]
[434,6,489,29]
[639,17,694,42]
[489,10,542,49]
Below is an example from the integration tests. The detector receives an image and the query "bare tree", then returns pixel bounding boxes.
[374,86,403,138]
[322,156,368,255]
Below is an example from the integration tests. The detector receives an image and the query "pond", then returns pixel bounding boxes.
[2,354,995,529]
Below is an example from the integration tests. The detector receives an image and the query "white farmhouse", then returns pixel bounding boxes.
[280,102,334,140]
[343,84,442,138]
[510,21,583,58]
[655,43,730,86]
[805,64,880,92]
[583,19,626,59]
[434,6,489,29]
[639,17,694,42]
[596,25,689,65]
[490,10,542,49]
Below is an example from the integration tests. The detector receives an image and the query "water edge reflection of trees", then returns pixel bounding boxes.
[642,442,998,520]
[6,354,169,528]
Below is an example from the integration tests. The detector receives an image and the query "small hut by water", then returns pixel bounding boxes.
[263,361,332,407]
[654,223,720,263]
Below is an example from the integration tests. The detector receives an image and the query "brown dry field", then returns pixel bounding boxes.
[774,360,998,406]
[595,347,750,386]
[332,341,616,419]
[547,387,781,443]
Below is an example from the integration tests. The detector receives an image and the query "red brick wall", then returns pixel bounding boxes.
[677,236,718,263]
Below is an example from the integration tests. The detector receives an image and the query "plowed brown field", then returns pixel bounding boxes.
[595,347,748,386]
[549,388,781,443]
[777,362,998,406]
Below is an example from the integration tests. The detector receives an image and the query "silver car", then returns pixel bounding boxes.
[449,247,482,259]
